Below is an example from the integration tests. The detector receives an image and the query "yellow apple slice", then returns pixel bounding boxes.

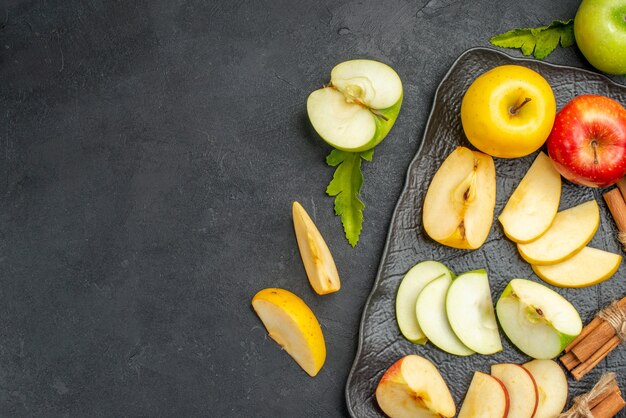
[292,202,340,295]
[252,288,326,377]
[423,146,496,249]
[517,200,599,265]
[491,364,538,418]
[499,152,562,243]
[458,372,510,418]
[375,355,456,418]
[532,246,621,288]
[523,360,568,418]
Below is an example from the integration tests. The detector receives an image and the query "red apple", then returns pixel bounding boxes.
[547,95,626,187]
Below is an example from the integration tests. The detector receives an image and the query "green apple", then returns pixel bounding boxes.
[496,279,582,359]
[446,270,502,355]
[395,261,453,344]
[574,0,626,75]
[306,59,402,152]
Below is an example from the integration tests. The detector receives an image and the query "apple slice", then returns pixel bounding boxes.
[499,152,562,243]
[292,201,340,295]
[423,146,496,249]
[496,279,582,359]
[491,364,538,418]
[375,355,456,418]
[532,246,622,288]
[396,261,453,344]
[517,200,599,265]
[523,360,568,418]
[458,372,510,418]
[446,269,502,354]
[416,275,474,356]
[252,288,326,377]
[307,59,403,152]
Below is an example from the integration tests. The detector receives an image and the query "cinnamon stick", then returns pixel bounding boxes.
[565,317,603,353]
[559,373,625,418]
[571,321,618,363]
[616,177,626,203]
[571,336,621,381]
[590,390,626,418]
[560,351,580,371]
[603,188,626,232]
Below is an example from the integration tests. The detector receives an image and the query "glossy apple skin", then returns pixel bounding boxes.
[575,0,626,75]
[461,65,556,158]
[547,95,626,187]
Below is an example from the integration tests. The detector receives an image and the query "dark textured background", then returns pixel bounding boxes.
[0,0,624,417]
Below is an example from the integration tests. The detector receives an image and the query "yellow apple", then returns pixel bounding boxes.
[517,200,599,265]
[375,355,456,418]
[532,246,621,288]
[458,372,510,418]
[252,288,326,377]
[292,201,340,295]
[499,152,562,243]
[461,65,556,158]
[423,146,496,250]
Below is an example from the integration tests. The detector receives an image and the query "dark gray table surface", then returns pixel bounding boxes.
[1,0,624,417]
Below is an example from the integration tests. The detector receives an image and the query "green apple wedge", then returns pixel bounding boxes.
[395,261,453,344]
[496,279,582,359]
[307,59,402,152]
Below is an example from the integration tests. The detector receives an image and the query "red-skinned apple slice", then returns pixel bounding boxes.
[458,371,510,418]
[375,355,456,418]
[491,364,538,418]
[547,95,626,188]
[523,359,568,418]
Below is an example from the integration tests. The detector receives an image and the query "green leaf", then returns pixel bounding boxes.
[490,19,574,60]
[325,149,373,247]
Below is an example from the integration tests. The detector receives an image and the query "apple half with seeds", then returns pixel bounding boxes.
[496,279,582,359]
[307,59,403,152]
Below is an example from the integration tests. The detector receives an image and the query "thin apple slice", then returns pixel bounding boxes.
[499,152,562,243]
[292,201,340,295]
[458,372,510,418]
[307,60,403,152]
[496,279,582,359]
[446,269,502,354]
[252,288,326,377]
[376,355,456,418]
[491,364,538,418]
[396,261,453,344]
[532,246,622,288]
[423,146,496,249]
[523,360,568,418]
[517,200,599,265]
[416,275,474,356]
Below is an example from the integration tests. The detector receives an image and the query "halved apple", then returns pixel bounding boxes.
[416,275,474,356]
[423,146,496,250]
[458,372,510,418]
[307,59,403,152]
[496,279,582,359]
[499,152,562,243]
[532,246,622,288]
[252,288,326,377]
[396,261,453,344]
[517,200,599,265]
[523,360,568,418]
[375,355,456,418]
[446,269,502,355]
[292,201,340,295]
[491,364,538,418]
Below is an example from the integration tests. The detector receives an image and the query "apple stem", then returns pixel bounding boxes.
[509,97,532,115]
[591,140,599,165]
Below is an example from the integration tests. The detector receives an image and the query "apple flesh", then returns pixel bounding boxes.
[458,372,510,418]
[575,0,626,75]
[499,152,562,243]
[396,261,453,344]
[416,275,474,356]
[423,146,496,250]
[307,59,403,152]
[517,200,599,265]
[496,279,582,359]
[547,95,626,187]
[292,202,340,295]
[532,246,622,288]
[375,355,456,418]
[523,360,568,418]
[446,270,502,355]
[491,364,538,418]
